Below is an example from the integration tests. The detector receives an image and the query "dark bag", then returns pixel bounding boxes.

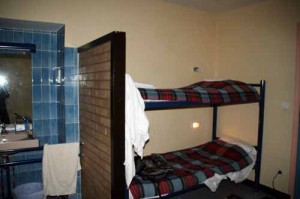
[135,155,173,181]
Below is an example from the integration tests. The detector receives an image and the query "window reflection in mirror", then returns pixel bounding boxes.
[0,54,32,124]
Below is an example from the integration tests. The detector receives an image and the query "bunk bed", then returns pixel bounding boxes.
[128,79,266,199]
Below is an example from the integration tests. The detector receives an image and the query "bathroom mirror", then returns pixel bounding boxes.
[0,54,32,124]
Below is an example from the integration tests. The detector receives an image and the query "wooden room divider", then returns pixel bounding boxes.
[78,32,125,199]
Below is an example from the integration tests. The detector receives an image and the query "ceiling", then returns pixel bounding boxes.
[161,0,267,13]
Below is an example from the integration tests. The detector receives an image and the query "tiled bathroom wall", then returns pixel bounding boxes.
[60,47,79,144]
[61,47,81,199]
[0,26,65,195]
[0,27,64,144]
[0,23,80,198]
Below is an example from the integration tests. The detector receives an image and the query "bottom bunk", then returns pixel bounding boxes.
[129,137,256,199]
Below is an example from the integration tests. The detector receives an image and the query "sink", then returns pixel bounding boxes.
[0,132,39,150]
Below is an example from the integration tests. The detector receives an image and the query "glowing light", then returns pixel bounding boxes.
[192,122,200,129]
[0,75,8,86]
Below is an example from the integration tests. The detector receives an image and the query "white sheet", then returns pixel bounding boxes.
[203,137,257,192]
[125,74,150,190]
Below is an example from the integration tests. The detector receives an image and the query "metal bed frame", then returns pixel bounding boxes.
[140,80,266,198]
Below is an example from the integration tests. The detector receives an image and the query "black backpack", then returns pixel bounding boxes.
[135,155,173,181]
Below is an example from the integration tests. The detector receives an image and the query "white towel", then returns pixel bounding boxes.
[124,74,149,189]
[42,142,81,196]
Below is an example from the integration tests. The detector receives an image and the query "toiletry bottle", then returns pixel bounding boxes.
[15,113,23,131]
[24,117,29,133]
[28,123,33,139]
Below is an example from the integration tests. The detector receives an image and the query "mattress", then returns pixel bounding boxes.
[129,138,256,199]
[138,80,260,106]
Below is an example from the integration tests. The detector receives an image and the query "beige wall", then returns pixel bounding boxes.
[0,0,216,85]
[0,0,217,152]
[1,0,299,194]
[215,0,300,193]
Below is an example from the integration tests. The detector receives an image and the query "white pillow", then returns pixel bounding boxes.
[134,82,156,89]
[219,135,256,155]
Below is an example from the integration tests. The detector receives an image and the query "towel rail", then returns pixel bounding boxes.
[0,141,84,155]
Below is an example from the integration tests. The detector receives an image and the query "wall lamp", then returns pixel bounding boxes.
[0,42,36,53]
[192,122,200,129]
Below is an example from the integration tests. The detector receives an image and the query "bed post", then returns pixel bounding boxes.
[110,32,126,198]
[255,80,266,191]
[212,106,218,140]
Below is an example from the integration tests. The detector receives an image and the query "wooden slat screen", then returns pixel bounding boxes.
[78,32,125,199]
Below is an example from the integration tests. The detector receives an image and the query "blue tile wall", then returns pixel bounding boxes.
[3,29,13,42]
[62,47,79,144]
[0,26,81,198]
[62,47,80,199]
[0,26,65,195]
[30,29,62,145]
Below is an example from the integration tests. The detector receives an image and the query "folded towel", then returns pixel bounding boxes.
[42,142,81,196]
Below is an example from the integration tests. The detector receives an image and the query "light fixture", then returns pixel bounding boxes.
[0,42,36,53]
[192,122,200,129]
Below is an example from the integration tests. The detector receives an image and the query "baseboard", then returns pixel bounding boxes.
[242,180,290,199]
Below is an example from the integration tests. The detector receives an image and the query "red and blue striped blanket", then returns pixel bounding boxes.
[138,80,259,105]
[129,140,253,198]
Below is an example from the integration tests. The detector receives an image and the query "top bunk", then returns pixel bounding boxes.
[138,79,265,110]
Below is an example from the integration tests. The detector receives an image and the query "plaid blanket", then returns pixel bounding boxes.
[129,140,253,198]
[138,80,260,105]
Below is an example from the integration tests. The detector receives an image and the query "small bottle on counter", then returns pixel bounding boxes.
[23,117,30,133]
[14,113,24,132]
[28,123,34,139]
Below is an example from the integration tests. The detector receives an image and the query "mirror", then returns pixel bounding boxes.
[0,54,32,124]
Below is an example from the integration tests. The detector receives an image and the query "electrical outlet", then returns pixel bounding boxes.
[277,170,282,175]
[272,170,282,190]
